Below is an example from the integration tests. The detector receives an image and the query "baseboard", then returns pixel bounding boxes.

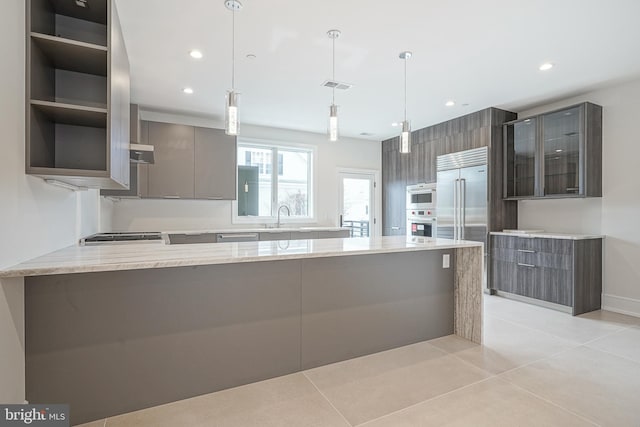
[602,294,640,318]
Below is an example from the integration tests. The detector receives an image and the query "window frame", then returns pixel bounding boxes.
[232,137,316,225]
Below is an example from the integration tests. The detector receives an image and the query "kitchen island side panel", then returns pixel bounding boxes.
[301,250,454,369]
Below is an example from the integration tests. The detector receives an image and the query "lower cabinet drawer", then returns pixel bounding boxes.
[492,260,573,308]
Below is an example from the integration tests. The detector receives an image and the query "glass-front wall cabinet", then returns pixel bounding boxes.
[503,102,602,200]
[542,106,581,196]
[504,118,537,198]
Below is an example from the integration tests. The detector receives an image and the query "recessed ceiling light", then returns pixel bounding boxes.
[445,100,455,107]
[555,149,563,152]
[524,119,531,123]
[391,122,399,127]
[539,62,554,71]
[189,50,203,59]
[183,87,194,94]
[246,54,256,59]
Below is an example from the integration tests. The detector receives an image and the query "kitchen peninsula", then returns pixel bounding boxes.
[1,235,483,425]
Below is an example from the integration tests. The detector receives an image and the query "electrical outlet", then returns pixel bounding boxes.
[443,254,450,269]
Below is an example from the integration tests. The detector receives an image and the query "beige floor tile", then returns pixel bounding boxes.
[304,341,491,426]
[362,377,595,427]
[430,315,576,374]
[501,346,640,427]
[586,325,640,363]
[578,310,640,327]
[484,295,630,343]
[105,373,349,427]
[74,421,105,427]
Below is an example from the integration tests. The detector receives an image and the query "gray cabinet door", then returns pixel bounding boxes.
[195,127,237,200]
[147,122,195,199]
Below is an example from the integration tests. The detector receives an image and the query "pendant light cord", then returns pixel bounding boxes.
[231,6,235,90]
[332,35,336,104]
[403,56,407,121]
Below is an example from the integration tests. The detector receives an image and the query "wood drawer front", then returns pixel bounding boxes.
[492,235,573,253]
[518,238,573,255]
[518,251,573,270]
[492,247,572,270]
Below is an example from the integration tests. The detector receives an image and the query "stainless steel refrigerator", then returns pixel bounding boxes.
[436,147,488,247]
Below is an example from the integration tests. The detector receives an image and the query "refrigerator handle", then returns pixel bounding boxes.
[453,179,459,240]
[460,178,466,240]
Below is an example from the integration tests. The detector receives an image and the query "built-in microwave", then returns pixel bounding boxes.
[406,183,437,211]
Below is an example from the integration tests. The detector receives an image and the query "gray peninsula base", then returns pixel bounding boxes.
[25,247,482,425]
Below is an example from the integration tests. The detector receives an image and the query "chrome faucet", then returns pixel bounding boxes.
[277,205,291,228]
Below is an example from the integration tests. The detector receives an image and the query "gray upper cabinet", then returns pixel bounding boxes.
[195,127,237,200]
[504,102,602,199]
[26,0,130,190]
[147,122,195,199]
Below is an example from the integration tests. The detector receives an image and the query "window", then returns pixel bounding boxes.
[236,142,313,221]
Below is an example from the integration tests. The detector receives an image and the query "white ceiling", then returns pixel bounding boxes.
[115,0,640,141]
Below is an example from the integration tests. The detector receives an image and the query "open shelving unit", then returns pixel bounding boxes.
[26,0,130,189]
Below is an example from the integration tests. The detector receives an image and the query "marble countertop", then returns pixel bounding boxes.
[0,236,482,278]
[490,231,605,240]
[164,227,349,234]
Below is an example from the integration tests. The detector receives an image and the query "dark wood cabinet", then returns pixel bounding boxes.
[504,102,602,199]
[382,108,517,236]
[489,234,602,315]
[382,138,408,236]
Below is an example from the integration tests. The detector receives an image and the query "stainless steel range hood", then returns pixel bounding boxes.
[130,143,154,164]
[129,104,155,164]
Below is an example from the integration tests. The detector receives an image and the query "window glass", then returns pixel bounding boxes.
[237,144,312,220]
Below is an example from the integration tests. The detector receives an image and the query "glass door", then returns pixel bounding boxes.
[541,106,582,196]
[504,118,537,198]
[339,172,375,237]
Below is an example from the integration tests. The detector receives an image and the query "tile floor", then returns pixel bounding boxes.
[77,295,640,427]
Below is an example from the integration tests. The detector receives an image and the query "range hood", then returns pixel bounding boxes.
[129,104,155,164]
[130,143,154,164]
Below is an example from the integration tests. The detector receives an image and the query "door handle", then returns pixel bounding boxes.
[517,263,536,268]
[339,214,343,227]
[217,233,259,240]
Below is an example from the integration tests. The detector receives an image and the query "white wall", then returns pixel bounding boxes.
[0,0,102,403]
[517,77,640,317]
[110,110,382,234]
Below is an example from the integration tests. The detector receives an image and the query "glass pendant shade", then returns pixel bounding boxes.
[328,104,339,142]
[400,120,411,153]
[225,90,239,136]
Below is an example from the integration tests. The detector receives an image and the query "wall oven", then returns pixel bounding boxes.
[407,211,437,238]
[406,183,437,211]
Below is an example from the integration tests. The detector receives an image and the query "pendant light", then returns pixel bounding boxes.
[399,51,412,154]
[327,29,341,142]
[224,0,242,136]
